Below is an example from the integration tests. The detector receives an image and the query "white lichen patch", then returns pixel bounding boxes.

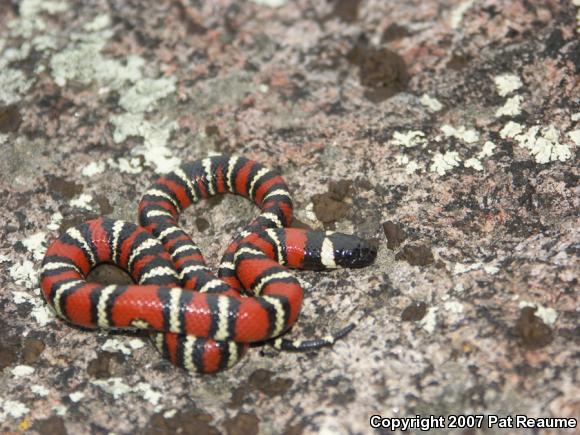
[83,14,111,32]
[110,114,180,173]
[441,124,479,143]
[483,264,500,274]
[0,42,31,67]
[119,77,176,113]
[479,141,496,158]
[12,365,35,377]
[419,307,438,333]
[452,262,480,275]
[250,0,287,6]
[91,378,162,406]
[500,121,524,139]
[9,260,37,288]
[102,338,144,355]
[516,125,571,164]
[134,383,162,406]
[107,157,143,174]
[19,0,69,19]
[519,301,558,325]
[420,94,443,112]
[30,385,50,397]
[52,405,67,416]
[163,409,177,419]
[574,0,580,32]
[0,0,70,105]
[444,300,464,314]
[453,261,499,275]
[568,129,580,146]
[81,161,106,177]
[31,304,55,326]
[464,157,483,171]
[13,290,33,304]
[0,68,33,104]
[69,392,85,403]
[12,287,55,325]
[47,212,63,230]
[70,193,94,210]
[46,12,180,172]
[0,399,29,421]
[7,0,69,44]
[500,122,572,164]
[391,130,427,148]
[494,73,523,97]
[50,34,144,89]
[450,0,475,29]
[91,378,133,399]
[396,154,421,174]
[430,151,461,175]
[495,95,523,117]
[21,232,46,261]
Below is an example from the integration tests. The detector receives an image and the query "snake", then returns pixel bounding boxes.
[40,155,377,373]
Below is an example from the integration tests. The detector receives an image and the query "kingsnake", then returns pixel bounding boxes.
[41,155,377,373]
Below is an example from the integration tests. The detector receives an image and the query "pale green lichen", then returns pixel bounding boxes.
[391,130,427,148]
[80,161,106,177]
[90,378,162,407]
[119,77,177,113]
[30,385,50,397]
[430,151,461,175]
[568,129,580,146]
[83,14,111,32]
[419,307,438,333]
[494,73,523,97]
[450,0,475,29]
[0,68,33,104]
[21,232,47,261]
[500,121,524,139]
[464,157,483,171]
[9,0,69,39]
[69,193,94,211]
[50,36,145,89]
[420,94,443,112]
[250,0,288,6]
[574,0,580,32]
[0,42,37,98]
[110,113,180,173]
[478,141,496,158]
[47,13,179,173]
[502,123,572,164]
[396,154,421,174]
[440,124,479,144]
[0,399,30,421]
[495,95,523,117]
[0,43,31,68]
[107,157,144,174]
[517,125,571,164]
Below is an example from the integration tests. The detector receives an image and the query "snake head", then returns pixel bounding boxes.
[330,233,378,268]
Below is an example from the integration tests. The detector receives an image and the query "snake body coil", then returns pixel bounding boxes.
[41,155,376,373]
